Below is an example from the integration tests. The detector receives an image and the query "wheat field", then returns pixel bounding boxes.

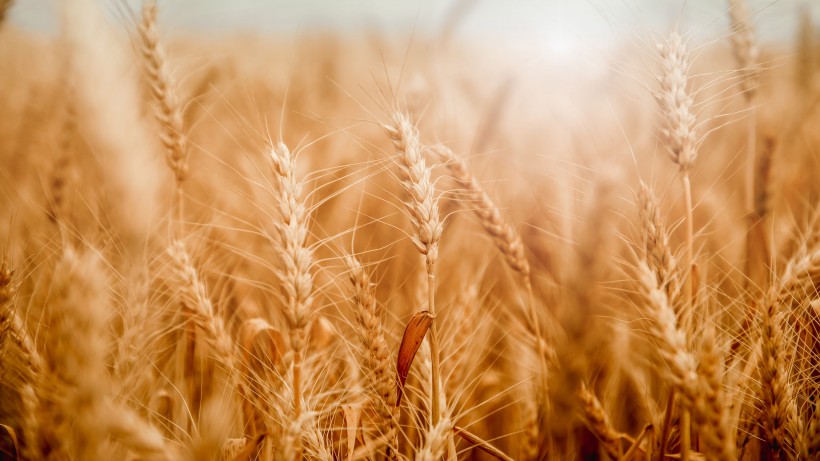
[1,0,820,460]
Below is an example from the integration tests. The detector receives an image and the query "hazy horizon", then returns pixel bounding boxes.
[7,0,819,51]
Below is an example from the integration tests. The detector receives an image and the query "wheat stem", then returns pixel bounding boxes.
[385,111,444,427]
[681,172,694,314]
[428,271,442,425]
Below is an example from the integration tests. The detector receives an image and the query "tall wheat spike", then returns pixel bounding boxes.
[269,141,315,452]
[385,111,445,425]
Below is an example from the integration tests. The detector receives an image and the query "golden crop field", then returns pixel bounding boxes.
[1,0,819,460]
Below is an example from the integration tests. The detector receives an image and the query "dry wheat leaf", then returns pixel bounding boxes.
[396,310,434,406]
[342,404,361,461]
[0,424,19,461]
[453,426,514,461]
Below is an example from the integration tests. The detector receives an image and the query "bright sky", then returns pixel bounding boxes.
[7,0,819,50]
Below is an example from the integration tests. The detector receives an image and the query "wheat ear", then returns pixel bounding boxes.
[432,145,528,276]
[655,30,698,307]
[0,263,43,378]
[728,0,760,223]
[694,330,736,461]
[637,181,681,308]
[138,0,188,227]
[415,415,453,461]
[345,255,398,452]
[47,247,173,460]
[757,289,798,458]
[433,145,548,373]
[577,385,622,459]
[728,0,760,102]
[270,141,315,435]
[385,111,444,425]
[166,240,237,390]
[807,399,820,458]
[636,261,699,460]
[1,262,43,461]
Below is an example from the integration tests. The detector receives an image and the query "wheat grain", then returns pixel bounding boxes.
[345,255,398,453]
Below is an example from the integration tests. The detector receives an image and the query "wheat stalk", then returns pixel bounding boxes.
[385,111,445,426]
[655,33,702,454]
[728,0,761,231]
